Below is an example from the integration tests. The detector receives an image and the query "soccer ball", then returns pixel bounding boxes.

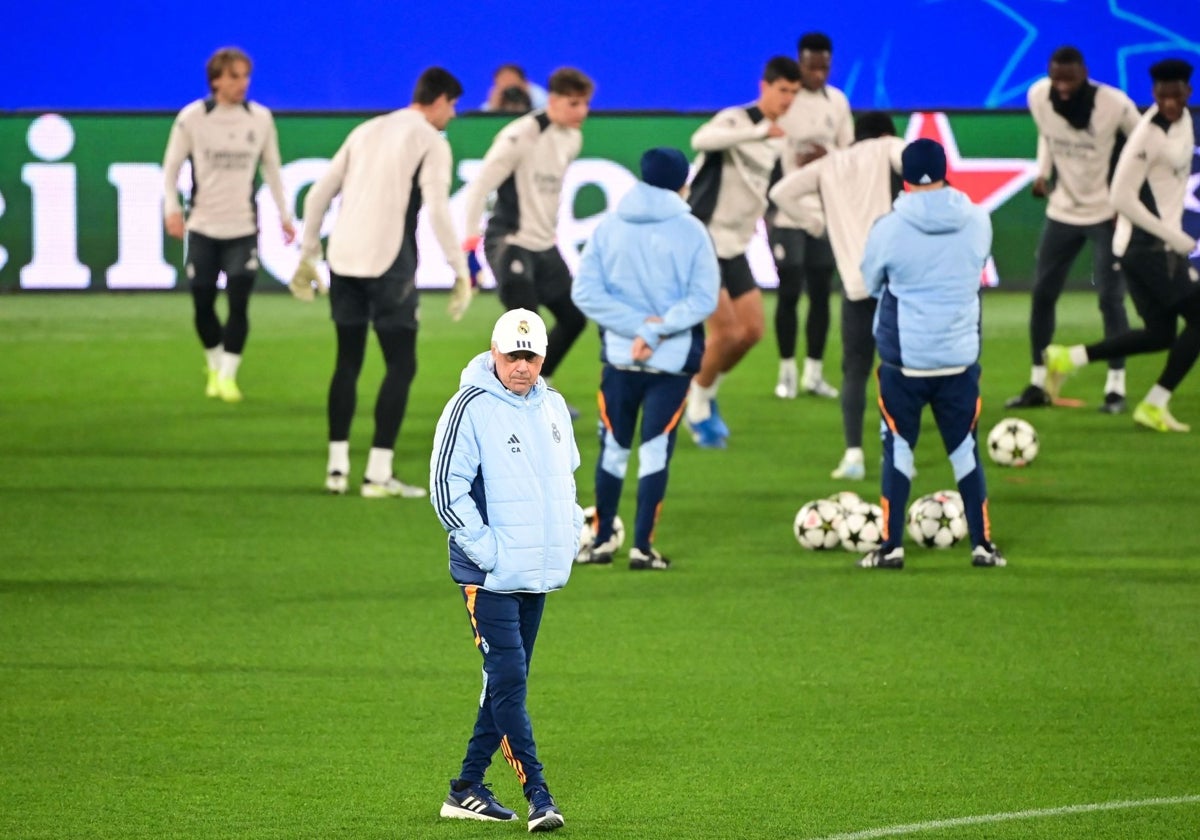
[986,417,1039,467]
[907,492,967,548]
[578,505,625,558]
[827,490,863,511]
[836,500,884,552]
[793,499,844,550]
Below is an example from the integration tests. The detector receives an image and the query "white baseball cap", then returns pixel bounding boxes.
[491,308,548,356]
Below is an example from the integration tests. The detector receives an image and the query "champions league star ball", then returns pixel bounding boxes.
[827,490,863,511]
[793,499,844,550]
[836,500,884,552]
[907,492,968,549]
[578,505,625,557]
[986,417,1039,467]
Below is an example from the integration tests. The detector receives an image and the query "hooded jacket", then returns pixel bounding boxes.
[861,187,992,372]
[430,352,584,593]
[572,182,720,374]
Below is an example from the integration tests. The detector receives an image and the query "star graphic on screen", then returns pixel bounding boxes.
[903,112,1038,211]
[979,0,1200,107]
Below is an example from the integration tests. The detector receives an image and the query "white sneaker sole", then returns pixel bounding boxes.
[361,483,427,499]
[528,811,565,832]
[439,802,517,822]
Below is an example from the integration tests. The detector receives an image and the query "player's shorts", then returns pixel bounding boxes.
[485,239,574,307]
[186,232,259,289]
[768,226,835,271]
[718,254,759,299]
[329,251,418,331]
[1119,245,1200,319]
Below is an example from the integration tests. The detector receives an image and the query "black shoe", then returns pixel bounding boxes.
[629,547,671,570]
[1098,392,1126,414]
[1005,385,1051,408]
[858,546,904,569]
[971,544,1007,568]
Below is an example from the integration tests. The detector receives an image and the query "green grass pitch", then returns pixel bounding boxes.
[2,290,1198,839]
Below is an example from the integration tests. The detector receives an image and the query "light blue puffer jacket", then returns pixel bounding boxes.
[572,182,720,374]
[861,187,992,371]
[430,351,584,593]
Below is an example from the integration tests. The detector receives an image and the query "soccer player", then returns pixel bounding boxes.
[571,147,720,569]
[431,308,581,832]
[685,56,801,448]
[769,112,904,481]
[162,46,295,403]
[770,32,853,401]
[858,139,1005,570]
[460,67,594,411]
[1044,59,1198,432]
[1006,46,1141,412]
[291,67,474,497]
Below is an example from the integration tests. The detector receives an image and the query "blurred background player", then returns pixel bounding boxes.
[685,56,801,448]
[1007,46,1141,413]
[291,67,473,497]
[572,147,720,569]
[770,112,904,481]
[1044,59,1198,432]
[162,46,295,403]
[770,32,853,401]
[461,67,595,418]
[481,63,548,112]
[495,84,533,115]
[858,139,1004,570]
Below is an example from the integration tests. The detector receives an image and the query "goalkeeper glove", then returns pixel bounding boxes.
[289,258,326,302]
[448,274,476,322]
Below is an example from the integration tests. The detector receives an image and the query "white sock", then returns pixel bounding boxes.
[779,358,797,376]
[1030,366,1046,388]
[1104,369,1126,396]
[686,380,717,423]
[327,441,350,476]
[365,447,394,484]
[205,346,223,372]
[219,352,241,380]
[843,447,864,464]
[804,357,822,382]
[1069,345,1089,368]
[1145,384,1171,408]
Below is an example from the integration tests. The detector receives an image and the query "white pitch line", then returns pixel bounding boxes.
[805,795,1200,840]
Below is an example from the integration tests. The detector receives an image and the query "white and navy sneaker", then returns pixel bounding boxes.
[858,546,905,569]
[576,531,621,565]
[526,784,564,832]
[361,477,427,498]
[971,544,1007,568]
[439,779,518,822]
[629,546,671,570]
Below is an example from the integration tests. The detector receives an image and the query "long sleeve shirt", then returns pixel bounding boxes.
[769,136,904,300]
[1110,105,1196,257]
[687,104,785,258]
[162,98,291,239]
[461,111,582,252]
[773,84,853,234]
[1027,77,1140,226]
[299,108,467,280]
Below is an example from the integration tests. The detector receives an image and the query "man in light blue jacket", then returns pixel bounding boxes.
[859,138,1005,570]
[430,308,582,832]
[572,147,721,568]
